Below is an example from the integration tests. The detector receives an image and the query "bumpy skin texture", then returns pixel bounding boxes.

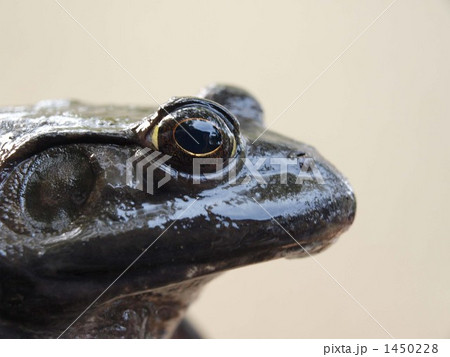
[0,85,356,338]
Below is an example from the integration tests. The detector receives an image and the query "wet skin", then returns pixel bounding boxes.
[0,85,356,338]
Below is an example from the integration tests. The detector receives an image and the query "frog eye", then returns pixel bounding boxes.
[0,146,97,233]
[145,98,240,173]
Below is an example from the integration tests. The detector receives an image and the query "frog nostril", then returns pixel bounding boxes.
[288,151,306,158]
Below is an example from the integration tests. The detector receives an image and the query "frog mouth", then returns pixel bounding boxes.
[26,165,356,285]
[40,199,354,286]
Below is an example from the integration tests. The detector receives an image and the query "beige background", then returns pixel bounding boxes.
[1,0,449,338]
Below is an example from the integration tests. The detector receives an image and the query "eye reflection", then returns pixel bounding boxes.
[173,118,222,156]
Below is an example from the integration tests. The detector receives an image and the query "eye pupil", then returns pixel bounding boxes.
[174,119,222,155]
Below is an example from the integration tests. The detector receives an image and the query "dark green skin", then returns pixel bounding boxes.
[0,85,356,338]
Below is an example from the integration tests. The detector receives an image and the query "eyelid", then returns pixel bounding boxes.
[136,97,241,147]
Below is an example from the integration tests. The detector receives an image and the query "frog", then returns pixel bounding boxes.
[0,84,356,338]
